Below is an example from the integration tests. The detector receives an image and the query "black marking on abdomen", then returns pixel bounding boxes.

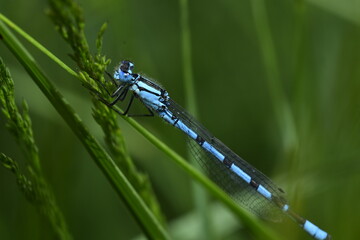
[196,135,205,145]
[287,209,306,225]
[223,157,232,168]
[171,115,179,125]
[250,179,259,189]
[272,196,287,209]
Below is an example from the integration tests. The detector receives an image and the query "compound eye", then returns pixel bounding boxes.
[120,60,134,73]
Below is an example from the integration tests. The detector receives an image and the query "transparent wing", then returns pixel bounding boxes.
[166,98,287,221]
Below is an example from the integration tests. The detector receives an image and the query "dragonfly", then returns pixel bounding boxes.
[88,60,331,240]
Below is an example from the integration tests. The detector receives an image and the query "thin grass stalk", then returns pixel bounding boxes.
[179,0,212,239]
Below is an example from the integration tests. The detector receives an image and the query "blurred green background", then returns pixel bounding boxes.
[1,0,359,239]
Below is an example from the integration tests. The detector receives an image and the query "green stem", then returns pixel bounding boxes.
[179,0,212,239]
[179,0,197,116]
